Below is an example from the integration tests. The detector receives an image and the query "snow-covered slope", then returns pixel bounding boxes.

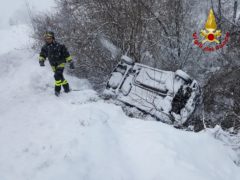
[0,25,239,180]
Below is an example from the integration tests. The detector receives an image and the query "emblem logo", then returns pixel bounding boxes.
[193,8,229,52]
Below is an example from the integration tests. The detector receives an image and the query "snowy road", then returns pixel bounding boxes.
[0,25,239,180]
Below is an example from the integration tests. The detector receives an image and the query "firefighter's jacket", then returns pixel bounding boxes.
[39,41,72,66]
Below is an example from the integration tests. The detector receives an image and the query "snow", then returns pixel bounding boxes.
[100,37,120,58]
[134,63,183,95]
[121,55,134,65]
[108,72,123,89]
[0,24,240,180]
[135,68,169,92]
[120,74,133,96]
[0,24,31,54]
[175,70,191,81]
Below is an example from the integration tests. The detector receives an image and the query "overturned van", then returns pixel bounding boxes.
[103,56,201,125]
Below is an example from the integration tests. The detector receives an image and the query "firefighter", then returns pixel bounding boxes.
[39,31,75,96]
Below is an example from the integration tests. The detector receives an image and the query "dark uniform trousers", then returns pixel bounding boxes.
[52,65,70,93]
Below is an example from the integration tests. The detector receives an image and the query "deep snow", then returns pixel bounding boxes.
[0,24,240,180]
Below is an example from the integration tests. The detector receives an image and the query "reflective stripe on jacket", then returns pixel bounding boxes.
[39,41,72,65]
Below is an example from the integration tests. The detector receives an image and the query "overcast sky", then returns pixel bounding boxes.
[0,0,55,28]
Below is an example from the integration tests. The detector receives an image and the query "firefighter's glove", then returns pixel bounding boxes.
[39,61,45,67]
[69,61,75,69]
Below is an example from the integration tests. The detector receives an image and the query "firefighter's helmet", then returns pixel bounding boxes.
[44,31,55,39]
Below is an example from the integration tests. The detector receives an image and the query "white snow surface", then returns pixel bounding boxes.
[0,24,240,180]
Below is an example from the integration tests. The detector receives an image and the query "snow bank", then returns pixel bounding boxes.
[0,24,239,180]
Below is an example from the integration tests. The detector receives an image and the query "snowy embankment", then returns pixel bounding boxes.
[0,25,239,180]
